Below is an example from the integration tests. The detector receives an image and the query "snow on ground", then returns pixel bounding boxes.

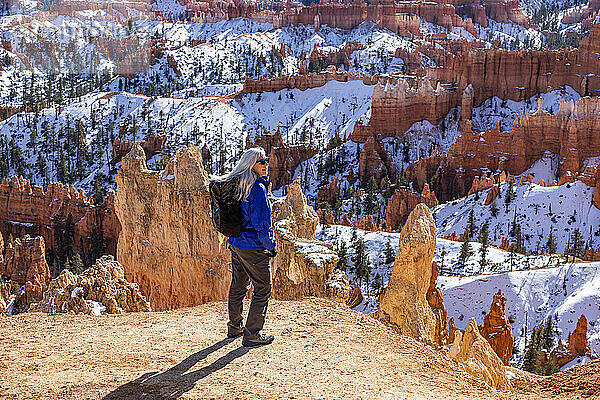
[434,180,600,254]
[439,260,600,366]
[519,151,559,183]
[317,223,600,366]
[471,86,580,133]
[236,79,374,147]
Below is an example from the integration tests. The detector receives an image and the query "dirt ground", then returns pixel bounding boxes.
[0,298,592,400]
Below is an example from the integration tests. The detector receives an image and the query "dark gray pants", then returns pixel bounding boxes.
[228,244,272,336]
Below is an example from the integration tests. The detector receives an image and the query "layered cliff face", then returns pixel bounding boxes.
[480,290,513,366]
[377,203,447,345]
[428,24,600,106]
[115,144,230,311]
[407,96,600,202]
[272,178,349,300]
[352,78,463,142]
[34,255,151,314]
[448,318,512,390]
[0,176,120,272]
[385,184,439,231]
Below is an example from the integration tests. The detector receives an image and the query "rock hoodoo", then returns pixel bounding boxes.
[479,289,513,366]
[377,203,447,345]
[115,146,348,310]
[549,314,591,368]
[34,255,151,314]
[1,234,49,288]
[448,318,512,390]
[115,144,231,311]
[271,177,349,300]
[385,184,439,231]
[0,176,120,273]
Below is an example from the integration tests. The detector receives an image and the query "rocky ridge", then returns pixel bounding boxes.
[115,145,348,311]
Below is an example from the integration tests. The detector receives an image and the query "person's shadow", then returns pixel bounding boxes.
[103,339,250,399]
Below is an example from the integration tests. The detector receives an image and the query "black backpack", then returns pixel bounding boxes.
[209,178,247,237]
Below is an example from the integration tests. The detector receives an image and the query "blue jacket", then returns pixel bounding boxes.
[227,176,276,251]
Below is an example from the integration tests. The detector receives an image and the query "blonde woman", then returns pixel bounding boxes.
[211,147,276,347]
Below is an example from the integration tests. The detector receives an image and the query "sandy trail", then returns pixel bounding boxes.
[0,298,561,400]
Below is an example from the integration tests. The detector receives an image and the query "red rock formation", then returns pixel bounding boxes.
[484,185,500,205]
[352,78,464,143]
[241,71,396,95]
[2,235,49,286]
[479,289,513,366]
[468,174,495,196]
[385,184,439,231]
[246,128,317,190]
[358,136,397,184]
[568,314,589,357]
[346,286,364,308]
[428,24,600,106]
[426,261,448,346]
[406,96,600,202]
[550,315,590,368]
[317,176,341,204]
[354,215,377,232]
[0,177,120,271]
[310,42,365,71]
[112,131,167,163]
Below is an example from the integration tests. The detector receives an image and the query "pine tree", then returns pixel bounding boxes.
[546,229,557,254]
[352,236,370,285]
[459,230,473,267]
[467,209,476,237]
[478,222,490,268]
[364,176,378,215]
[383,238,395,264]
[570,228,584,258]
[490,201,499,217]
[336,240,348,271]
[522,326,540,372]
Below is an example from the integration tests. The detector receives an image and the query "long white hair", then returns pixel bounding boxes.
[211,147,266,201]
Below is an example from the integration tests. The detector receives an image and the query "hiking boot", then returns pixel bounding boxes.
[227,322,244,339]
[242,332,274,347]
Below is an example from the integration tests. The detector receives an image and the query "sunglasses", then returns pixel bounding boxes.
[256,157,269,165]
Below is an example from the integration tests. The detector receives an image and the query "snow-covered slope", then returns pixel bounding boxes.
[440,260,600,366]
[316,223,600,366]
[434,180,600,254]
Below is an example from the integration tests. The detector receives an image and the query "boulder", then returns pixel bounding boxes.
[449,318,512,390]
[34,255,150,314]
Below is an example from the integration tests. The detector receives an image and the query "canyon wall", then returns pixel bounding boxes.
[351,78,465,142]
[407,96,600,202]
[240,71,397,95]
[0,176,120,271]
[428,23,600,106]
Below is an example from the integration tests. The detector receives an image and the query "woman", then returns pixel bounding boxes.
[211,146,276,347]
